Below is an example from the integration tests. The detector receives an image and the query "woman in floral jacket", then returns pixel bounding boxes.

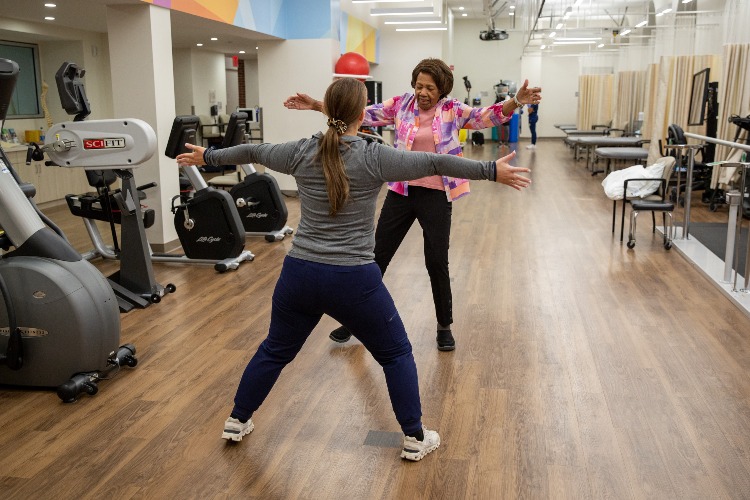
[284,58,541,352]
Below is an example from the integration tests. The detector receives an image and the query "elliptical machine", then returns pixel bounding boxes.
[42,61,175,311]
[0,58,137,402]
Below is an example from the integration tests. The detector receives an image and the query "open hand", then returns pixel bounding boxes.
[515,79,542,106]
[494,151,531,190]
[175,143,206,167]
[283,93,317,111]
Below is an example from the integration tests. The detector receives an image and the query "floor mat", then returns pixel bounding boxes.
[688,222,748,276]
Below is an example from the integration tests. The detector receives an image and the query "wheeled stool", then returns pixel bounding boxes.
[627,199,675,250]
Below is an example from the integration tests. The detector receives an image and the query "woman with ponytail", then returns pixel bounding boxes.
[176,77,531,462]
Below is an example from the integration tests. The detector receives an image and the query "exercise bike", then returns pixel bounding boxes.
[0,58,137,402]
[164,114,255,268]
[206,111,293,242]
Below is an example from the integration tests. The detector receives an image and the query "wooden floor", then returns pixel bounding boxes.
[2,138,750,499]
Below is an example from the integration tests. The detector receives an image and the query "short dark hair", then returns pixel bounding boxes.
[410,58,453,99]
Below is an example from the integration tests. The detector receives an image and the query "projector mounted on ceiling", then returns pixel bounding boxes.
[479,29,509,41]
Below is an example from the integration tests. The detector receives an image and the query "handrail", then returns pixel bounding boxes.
[684,132,750,152]
[674,133,750,239]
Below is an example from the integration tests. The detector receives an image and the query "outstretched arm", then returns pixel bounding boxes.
[500,79,542,116]
[283,93,324,113]
[376,147,531,189]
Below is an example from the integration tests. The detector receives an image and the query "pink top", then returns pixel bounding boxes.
[408,105,443,190]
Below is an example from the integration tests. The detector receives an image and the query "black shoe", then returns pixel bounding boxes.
[329,325,352,343]
[436,330,455,351]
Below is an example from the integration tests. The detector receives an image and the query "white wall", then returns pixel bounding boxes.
[369,31,445,99]
[257,38,340,191]
[243,59,260,107]
[189,50,227,116]
[173,48,194,115]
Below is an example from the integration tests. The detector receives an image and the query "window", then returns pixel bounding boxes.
[0,40,42,119]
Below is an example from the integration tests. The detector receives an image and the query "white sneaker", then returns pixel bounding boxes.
[222,417,254,442]
[526,144,536,150]
[400,427,440,461]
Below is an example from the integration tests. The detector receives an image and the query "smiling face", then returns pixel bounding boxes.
[414,72,440,111]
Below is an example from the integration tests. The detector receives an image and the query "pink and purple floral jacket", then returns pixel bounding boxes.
[364,93,513,201]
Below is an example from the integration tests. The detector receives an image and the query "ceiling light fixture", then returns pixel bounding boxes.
[211,37,218,41]
[384,19,441,24]
[597,43,605,48]
[196,43,203,47]
[555,37,601,41]
[573,0,584,6]
[396,27,448,31]
[635,20,647,28]
[371,7,433,16]
[549,31,557,38]
[509,12,514,15]
[44,3,56,7]
[540,44,546,49]
[239,50,245,54]
[556,23,564,29]
[620,29,631,36]
[44,16,55,20]
[553,40,596,45]
[354,0,424,3]
[510,5,515,8]
[462,13,467,16]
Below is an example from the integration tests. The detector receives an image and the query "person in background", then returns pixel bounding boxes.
[284,58,541,352]
[526,102,539,150]
[176,77,531,462]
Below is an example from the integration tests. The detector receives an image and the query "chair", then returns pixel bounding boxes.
[612,156,676,243]
[198,114,222,147]
[625,179,675,250]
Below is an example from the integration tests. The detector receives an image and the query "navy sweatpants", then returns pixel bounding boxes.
[231,256,423,435]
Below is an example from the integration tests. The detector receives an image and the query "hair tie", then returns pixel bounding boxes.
[327,117,348,135]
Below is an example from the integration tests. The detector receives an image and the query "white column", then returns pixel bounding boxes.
[257,38,340,192]
[105,3,178,249]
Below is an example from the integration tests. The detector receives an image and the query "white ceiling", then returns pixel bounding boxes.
[0,0,728,58]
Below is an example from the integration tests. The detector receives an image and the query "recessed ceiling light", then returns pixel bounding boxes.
[44,16,55,20]
[461,13,467,17]
[239,50,245,54]
[509,12,514,16]
[556,23,563,29]
[44,3,56,7]
[597,43,605,48]
[255,46,259,50]
[196,43,203,47]
[458,6,464,10]
[211,37,218,41]
[510,5,515,9]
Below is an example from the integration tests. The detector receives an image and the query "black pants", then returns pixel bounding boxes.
[529,120,537,145]
[374,187,453,327]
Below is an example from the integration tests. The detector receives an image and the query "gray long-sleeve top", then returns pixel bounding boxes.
[204,132,497,266]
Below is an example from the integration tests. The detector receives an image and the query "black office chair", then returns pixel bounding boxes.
[621,158,677,250]
[613,156,676,244]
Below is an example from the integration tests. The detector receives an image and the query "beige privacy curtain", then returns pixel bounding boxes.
[641,64,659,142]
[715,44,750,162]
[577,74,613,131]
[612,70,646,134]
[646,54,721,163]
